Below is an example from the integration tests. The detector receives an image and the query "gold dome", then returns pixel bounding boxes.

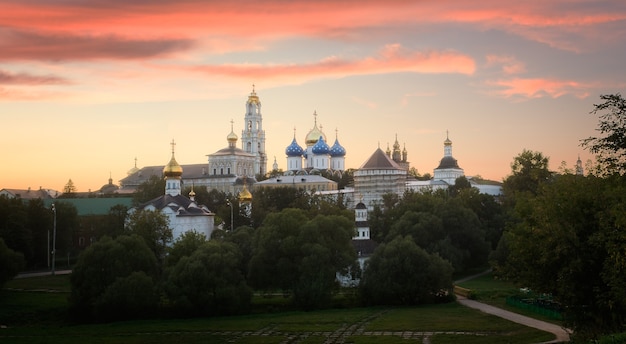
[305,111,326,146]
[163,140,183,178]
[247,84,260,105]
[227,119,238,143]
[238,184,252,202]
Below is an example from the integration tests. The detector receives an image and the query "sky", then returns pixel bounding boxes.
[1,0,625,192]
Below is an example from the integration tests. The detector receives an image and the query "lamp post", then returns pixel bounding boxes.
[51,203,57,276]
[226,198,234,231]
[47,227,50,268]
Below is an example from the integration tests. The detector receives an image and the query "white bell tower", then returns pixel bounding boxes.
[241,85,267,176]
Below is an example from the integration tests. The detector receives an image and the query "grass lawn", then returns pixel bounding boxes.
[0,274,555,344]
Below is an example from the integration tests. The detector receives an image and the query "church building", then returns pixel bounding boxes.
[130,140,215,241]
[119,87,266,196]
[284,111,346,175]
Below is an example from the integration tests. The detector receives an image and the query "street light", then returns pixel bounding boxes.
[226,198,234,231]
[51,203,57,276]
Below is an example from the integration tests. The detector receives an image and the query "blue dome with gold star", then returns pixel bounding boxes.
[312,136,330,154]
[285,137,304,157]
[329,138,346,157]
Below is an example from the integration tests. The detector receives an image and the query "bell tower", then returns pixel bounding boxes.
[241,85,267,176]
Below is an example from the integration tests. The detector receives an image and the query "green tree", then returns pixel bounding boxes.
[125,209,172,269]
[251,187,312,227]
[448,175,472,197]
[69,235,158,318]
[63,179,77,195]
[248,208,357,309]
[456,188,505,250]
[220,226,255,278]
[498,174,626,338]
[103,204,128,238]
[385,211,443,249]
[166,230,208,268]
[26,198,51,268]
[132,175,165,205]
[294,214,357,309]
[0,238,25,287]
[502,149,551,199]
[0,195,30,264]
[93,271,158,321]
[248,208,307,292]
[360,236,453,306]
[581,93,626,176]
[165,241,252,316]
[373,190,492,272]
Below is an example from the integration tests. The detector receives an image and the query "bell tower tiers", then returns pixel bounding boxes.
[241,85,267,177]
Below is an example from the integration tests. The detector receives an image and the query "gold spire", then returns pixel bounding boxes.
[163,139,183,178]
[189,183,196,200]
[227,119,238,143]
[247,84,259,104]
[444,130,452,146]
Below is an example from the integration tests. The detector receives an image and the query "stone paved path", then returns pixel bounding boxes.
[176,307,549,344]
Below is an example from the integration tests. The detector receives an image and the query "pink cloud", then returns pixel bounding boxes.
[0,29,194,61]
[187,45,475,82]
[0,69,70,85]
[488,77,591,99]
[0,86,68,100]
[485,55,526,75]
[0,0,622,60]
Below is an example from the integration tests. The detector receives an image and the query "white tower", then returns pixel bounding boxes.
[329,129,346,172]
[433,131,464,185]
[576,155,584,175]
[285,128,304,172]
[354,198,370,240]
[311,135,330,170]
[241,85,267,177]
[163,139,183,196]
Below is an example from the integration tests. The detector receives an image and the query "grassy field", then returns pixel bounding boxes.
[0,274,556,344]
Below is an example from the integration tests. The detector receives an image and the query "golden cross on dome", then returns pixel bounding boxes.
[170,139,176,154]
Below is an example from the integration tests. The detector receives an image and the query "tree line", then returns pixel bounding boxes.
[492,93,626,340]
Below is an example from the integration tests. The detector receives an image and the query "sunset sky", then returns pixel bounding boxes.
[2,0,625,192]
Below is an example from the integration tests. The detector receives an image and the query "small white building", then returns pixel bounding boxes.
[131,141,215,241]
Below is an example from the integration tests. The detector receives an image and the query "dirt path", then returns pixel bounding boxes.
[454,270,571,343]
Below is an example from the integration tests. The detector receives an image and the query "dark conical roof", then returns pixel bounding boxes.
[436,156,460,169]
[359,148,402,170]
